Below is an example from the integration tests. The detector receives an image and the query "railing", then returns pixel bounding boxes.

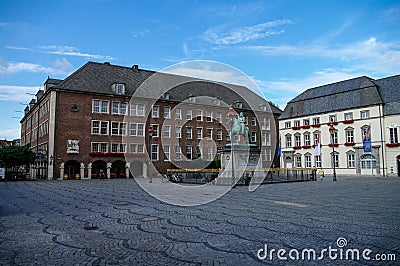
[166,168,317,185]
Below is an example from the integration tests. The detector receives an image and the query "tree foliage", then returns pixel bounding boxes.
[0,145,36,168]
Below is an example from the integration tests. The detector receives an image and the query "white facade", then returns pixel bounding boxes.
[279,105,389,176]
[383,116,400,177]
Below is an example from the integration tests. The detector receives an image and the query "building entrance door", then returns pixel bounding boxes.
[65,160,80,179]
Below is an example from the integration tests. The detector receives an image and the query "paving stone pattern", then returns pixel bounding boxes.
[0,177,399,265]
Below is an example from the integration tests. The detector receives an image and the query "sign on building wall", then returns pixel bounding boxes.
[67,140,79,154]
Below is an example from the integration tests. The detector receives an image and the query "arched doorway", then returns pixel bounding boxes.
[397,155,400,177]
[129,160,143,178]
[360,154,376,175]
[65,160,80,180]
[111,160,126,178]
[92,160,107,179]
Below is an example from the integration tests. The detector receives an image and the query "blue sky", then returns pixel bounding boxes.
[1,0,399,140]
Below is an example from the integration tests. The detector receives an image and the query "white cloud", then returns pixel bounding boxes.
[0,85,42,102]
[39,45,116,60]
[132,29,150,37]
[203,19,293,45]
[0,58,73,75]
[255,69,365,108]
[245,37,400,75]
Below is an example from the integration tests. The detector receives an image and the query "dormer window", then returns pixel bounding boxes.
[112,83,126,95]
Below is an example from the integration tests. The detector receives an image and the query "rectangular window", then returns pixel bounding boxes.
[206,111,212,122]
[331,131,338,144]
[197,128,203,139]
[217,129,222,140]
[111,143,126,153]
[360,110,370,119]
[251,132,257,143]
[163,125,171,138]
[186,127,192,139]
[295,135,301,146]
[294,120,300,127]
[197,110,203,121]
[285,121,291,129]
[163,145,170,161]
[91,142,108,153]
[137,104,145,116]
[152,106,159,118]
[164,106,171,119]
[196,146,202,158]
[175,145,182,161]
[101,101,109,114]
[175,108,181,119]
[286,135,292,148]
[344,112,353,120]
[216,112,222,123]
[186,109,192,120]
[92,121,100,135]
[346,130,354,143]
[314,133,320,145]
[295,156,302,168]
[152,124,159,137]
[207,147,213,161]
[151,144,158,161]
[120,103,127,115]
[315,155,321,168]
[112,102,119,114]
[332,154,339,168]
[347,154,355,168]
[303,119,310,126]
[137,124,144,136]
[206,128,213,139]
[175,126,181,138]
[304,134,310,146]
[329,115,337,122]
[92,100,100,113]
[186,146,192,160]
[305,155,311,168]
[130,123,137,136]
[130,143,137,153]
[312,117,320,125]
[251,117,257,126]
[389,128,399,143]
[137,144,144,153]
[100,121,108,135]
[111,122,119,135]
[130,103,137,116]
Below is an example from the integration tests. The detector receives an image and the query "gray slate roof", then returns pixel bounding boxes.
[279,76,392,120]
[52,61,282,115]
[374,75,400,116]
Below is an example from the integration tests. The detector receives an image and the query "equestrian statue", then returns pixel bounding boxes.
[231,112,251,144]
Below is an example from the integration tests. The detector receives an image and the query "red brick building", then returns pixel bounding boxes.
[20,62,281,180]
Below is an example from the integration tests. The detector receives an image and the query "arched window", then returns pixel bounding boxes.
[360,154,376,169]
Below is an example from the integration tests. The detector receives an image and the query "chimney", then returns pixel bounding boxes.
[133,64,139,71]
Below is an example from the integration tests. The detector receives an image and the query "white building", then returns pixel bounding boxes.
[279,75,400,177]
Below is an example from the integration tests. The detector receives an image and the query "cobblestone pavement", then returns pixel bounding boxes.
[1,177,399,265]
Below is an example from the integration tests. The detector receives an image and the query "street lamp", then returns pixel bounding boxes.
[227,105,236,186]
[328,123,337,181]
[148,125,154,183]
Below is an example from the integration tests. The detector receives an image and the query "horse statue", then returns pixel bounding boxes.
[231,112,250,144]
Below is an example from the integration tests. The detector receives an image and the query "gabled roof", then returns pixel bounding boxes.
[374,75,400,116]
[279,76,383,120]
[52,61,282,115]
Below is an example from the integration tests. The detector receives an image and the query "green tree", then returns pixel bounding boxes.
[0,145,36,168]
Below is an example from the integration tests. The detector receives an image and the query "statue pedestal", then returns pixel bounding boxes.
[216,144,261,185]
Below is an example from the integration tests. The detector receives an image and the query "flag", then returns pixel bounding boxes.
[314,134,321,156]
[277,137,281,158]
[363,126,372,153]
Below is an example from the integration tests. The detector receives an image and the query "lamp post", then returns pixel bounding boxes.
[328,123,337,181]
[148,125,153,183]
[227,105,236,186]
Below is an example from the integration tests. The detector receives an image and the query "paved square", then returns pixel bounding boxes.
[1,177,399,265]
